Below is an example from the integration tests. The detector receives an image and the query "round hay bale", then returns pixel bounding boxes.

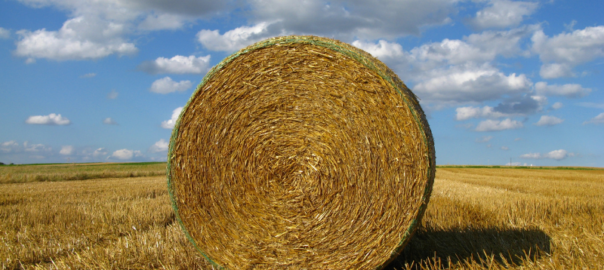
[167,35,435,269]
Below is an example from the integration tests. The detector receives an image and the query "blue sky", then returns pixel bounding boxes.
[0,0,602,166]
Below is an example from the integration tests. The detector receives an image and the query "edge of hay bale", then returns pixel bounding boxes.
[167,35,436,270]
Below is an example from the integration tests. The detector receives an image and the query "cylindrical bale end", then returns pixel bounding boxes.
[167,35,435,269]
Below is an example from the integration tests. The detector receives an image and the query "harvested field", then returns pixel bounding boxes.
[1,164,603,269]
[0,162,165,184]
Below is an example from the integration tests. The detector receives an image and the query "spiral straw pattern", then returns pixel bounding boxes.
[167,36,435,269]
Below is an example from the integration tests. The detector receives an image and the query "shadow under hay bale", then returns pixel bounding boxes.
[167,35,435,269]
[386,227,551,269]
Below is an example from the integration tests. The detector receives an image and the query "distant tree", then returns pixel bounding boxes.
[9,163,14,166]
[0,162,4,165]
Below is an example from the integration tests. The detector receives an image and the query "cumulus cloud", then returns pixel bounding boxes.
[551,102,563,110]
[80,73,96,78]
[501,146,509,150]
[138,13,190,31]
[2,141,53,154]
[583,112,604,125]
[250,0,456,40]
[0,141,20,153]
[92,148,108,157]
[111,149,143,160]
[161,107,183,129]
[521,149,573,160]
[475,118,523,132]
[11,0,232,61]
[149,139,169,153]
[352,40,405,59]
[150,77,192,94]
[25,113,71,125]
[534,115,564,126]
[468,0,538,30]
[139,55,211,74]
[532,26,604,78]
[103,117,117,125]
[456,106,508,120]
[0,27,10,39]
[15,17,137,61]
[196,0,460,52]
[493,94,547,115]
[197,22,277,52]
[352,27,539,106]
[535,82,591,98]
[59,145,74,155]
[24,142,52,152]
[413,65,532,103]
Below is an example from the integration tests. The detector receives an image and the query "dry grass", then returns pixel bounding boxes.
[1,166,603,269]
[0,162,165,184]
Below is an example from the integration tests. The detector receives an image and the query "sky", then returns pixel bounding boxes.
[0,0,602,167]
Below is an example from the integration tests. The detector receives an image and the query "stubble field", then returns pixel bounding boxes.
[1,164,602,269]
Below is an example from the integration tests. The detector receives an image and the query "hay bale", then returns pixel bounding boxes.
[167,35,435,269]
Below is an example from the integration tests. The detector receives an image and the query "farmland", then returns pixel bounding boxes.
[1,164,603,269]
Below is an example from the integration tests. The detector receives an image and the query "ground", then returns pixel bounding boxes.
[0,164,602,269]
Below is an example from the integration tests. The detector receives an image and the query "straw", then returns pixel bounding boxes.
[167,35,435,269]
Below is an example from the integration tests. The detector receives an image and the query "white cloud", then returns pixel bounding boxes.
[532,26,604,79]
[535,82,591,98]
[534,115,563,126]
[521,149,572,160]
[197,22,276,52]
[351,27,539,106]
[476,136,493,143]
[103,117,117,125]
[1,141,20,153]
[456,106,508,120]
[150,77,192,94]
[161,107,183,129]
[80,73,96,78]
[520,152,541,159]
[501,146,509,150]
[475,118,523,132]
[15,17,137,61]
[551,102,563,110]
[11,0,232,62]
[583,112,604,125]
[24,142,52,152]
[138,13,189,31]
[25,113,71,125]
[564,20,577,32]
[92,148,108,157]
[413,65,532,103]
[149,139,169,153]
[59,145,74,155]
[468,0,538,29]
[402,26,537,68]
[138,55,211,74]
[108,90,118,99]
[1,141,53,154]
[352,40,404,59]
[538,63,573,79]
[0,27,10,39]
[248,0,457,40]
[111,149,143,160]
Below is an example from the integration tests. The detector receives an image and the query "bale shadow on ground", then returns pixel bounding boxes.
[384,227,551,269]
